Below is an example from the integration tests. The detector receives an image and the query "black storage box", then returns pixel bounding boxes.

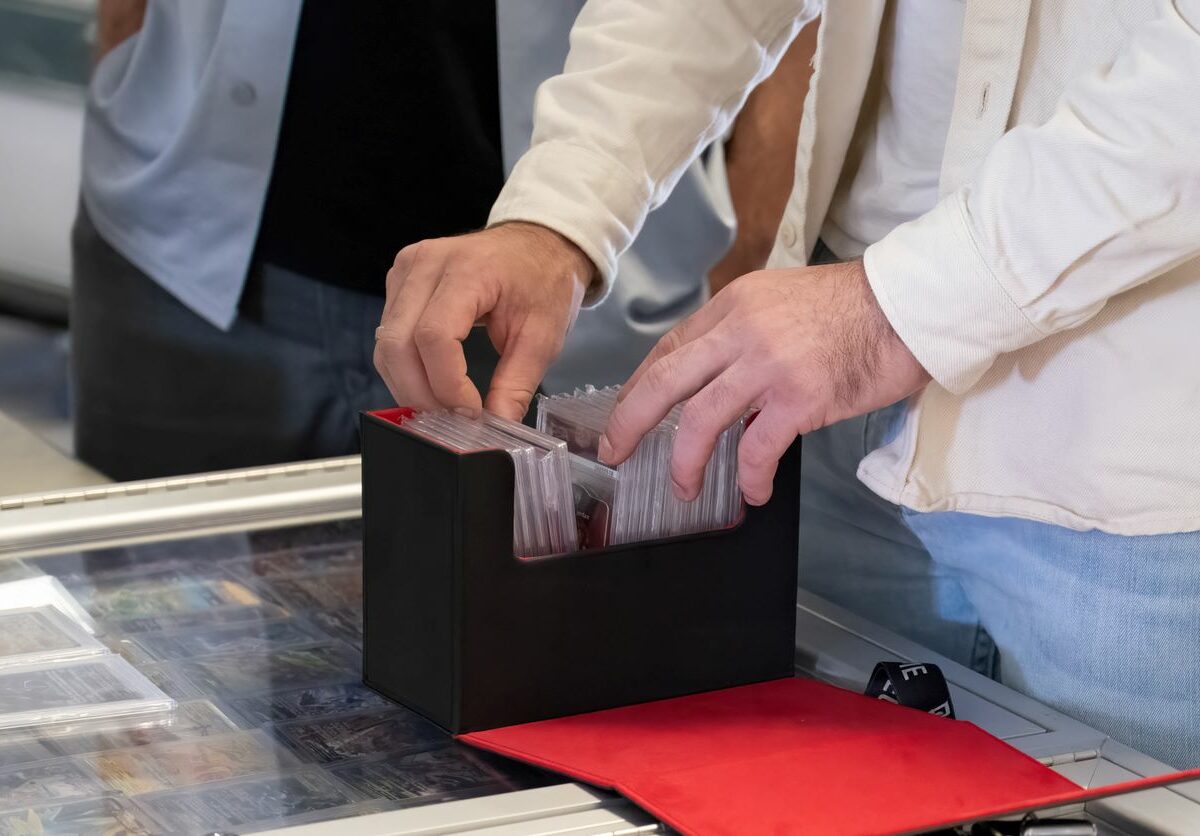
[361,408,800,734]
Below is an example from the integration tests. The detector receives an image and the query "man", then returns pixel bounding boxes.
[375,1,1200,768]
[74,0,728,479]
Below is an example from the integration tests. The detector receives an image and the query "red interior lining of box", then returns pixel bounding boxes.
[369,407,415,426]
[460,677,1200,836]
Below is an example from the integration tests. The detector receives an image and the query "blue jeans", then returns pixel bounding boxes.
[799,409,1200,769]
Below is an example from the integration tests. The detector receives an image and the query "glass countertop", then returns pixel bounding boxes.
[0,519,560,834]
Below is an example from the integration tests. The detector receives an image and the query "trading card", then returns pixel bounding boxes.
[541,410,605,459]
[307,608,362,648]
[136,768,361,833]
[104,603,290,635]
[173,643,358,695]
[0,660,145,716]
[46,700,240,756]
[79,579,262,620]
[0,759,106,810]
[133,663,201,701]
[267,709,446,763]
[0,795,159,836]
[0,579,98,638]
[328,746,508,801]
[0,739,58,770]
[0,609,96,662]
[223,542,361,581]
[131,618,324,662]
[227,681,392,726]
[84,730,296,794]
[99,638,154,667]
[256,570,362,612]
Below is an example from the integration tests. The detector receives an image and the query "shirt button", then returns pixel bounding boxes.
[780,221,798,248]
[231,81,257,106]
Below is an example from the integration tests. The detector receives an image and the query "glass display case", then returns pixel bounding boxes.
[0,519,573,833]
[0,458,1197,834]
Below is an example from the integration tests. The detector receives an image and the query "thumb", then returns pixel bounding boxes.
[484,324,559,421]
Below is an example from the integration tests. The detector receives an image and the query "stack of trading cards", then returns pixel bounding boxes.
[401,410,577,556]
[538,386,746,546]
[400,389,746,555]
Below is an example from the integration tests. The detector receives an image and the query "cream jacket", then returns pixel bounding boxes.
[489,0,1200,535]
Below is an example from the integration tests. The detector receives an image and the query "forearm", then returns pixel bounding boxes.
[489,0,820,300]
[710,18,819,294]
[95,0,146,63]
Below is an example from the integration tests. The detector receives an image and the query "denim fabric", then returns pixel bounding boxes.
[798,412,1000,678]
[70,205,498,480]
[905,509,1200,769]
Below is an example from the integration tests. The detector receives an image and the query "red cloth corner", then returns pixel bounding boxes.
[460,677,1091,835]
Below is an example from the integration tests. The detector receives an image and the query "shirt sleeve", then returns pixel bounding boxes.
[863,0,1200,394]
[488,0,820,303]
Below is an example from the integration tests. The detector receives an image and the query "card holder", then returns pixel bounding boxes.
[360,408,800,734]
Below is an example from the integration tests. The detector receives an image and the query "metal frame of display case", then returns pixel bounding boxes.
[1,456,1198,835]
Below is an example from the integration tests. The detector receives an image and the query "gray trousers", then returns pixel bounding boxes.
[70,207,498,481]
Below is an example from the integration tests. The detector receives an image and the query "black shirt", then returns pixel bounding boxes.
[253,2,503,295]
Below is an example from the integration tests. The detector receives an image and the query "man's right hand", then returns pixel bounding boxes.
[374,222,596,421]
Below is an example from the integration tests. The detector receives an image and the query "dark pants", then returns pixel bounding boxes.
[70,207,498,481]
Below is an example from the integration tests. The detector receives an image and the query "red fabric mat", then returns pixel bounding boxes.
[461,677,1183,836]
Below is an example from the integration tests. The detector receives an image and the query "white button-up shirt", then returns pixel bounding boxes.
[489,0,1200,535]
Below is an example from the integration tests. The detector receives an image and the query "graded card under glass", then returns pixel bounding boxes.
[102,602,291,636]
[82,730,298,795]
[0,578,98,636]
[0,758,106,812]
[328,745,513,802]
[266,709,445,764]
[227,680,391,727]
[135,767,363,833]
[222,542,362,581]
[171,642,359,696]
[254,570,362,612]
[75,577,263,621]
[43,700,240,757]
[0,656,172,733]
[0,794,160,835]
[0,607,106,669]
[130,617,324,662]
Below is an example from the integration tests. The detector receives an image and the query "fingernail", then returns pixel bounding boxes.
[597,435,614,464]
[671,477,689,501]
[453,406,478,418]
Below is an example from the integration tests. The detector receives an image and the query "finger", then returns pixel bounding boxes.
[669,363,759,500]
[484,320,559,421]
[372,333,439,410]
[380,242,423,323]
[375,246,444,409]
[600,335,728,466]
[736,404,798,506]
[413,277,494,414]
[617,297,728,403]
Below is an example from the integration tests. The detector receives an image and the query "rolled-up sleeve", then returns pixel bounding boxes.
[864,0,1200,394]
[489,0,820,303]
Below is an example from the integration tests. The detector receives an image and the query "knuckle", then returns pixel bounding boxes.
[643,355,678,392]
[412,319,443,350]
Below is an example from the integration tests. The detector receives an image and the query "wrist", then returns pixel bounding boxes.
[490,221,599,297]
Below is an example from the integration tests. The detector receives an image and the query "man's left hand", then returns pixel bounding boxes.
[597,260,930,506]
